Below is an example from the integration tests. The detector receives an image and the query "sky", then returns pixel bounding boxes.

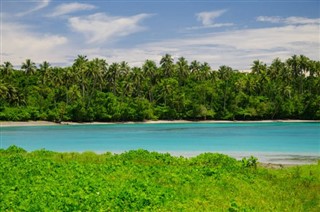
[1,0,320,70]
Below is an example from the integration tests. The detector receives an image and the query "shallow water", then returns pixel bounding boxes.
[1,122,319,164]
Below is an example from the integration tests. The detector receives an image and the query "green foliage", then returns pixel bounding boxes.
[0,146,319,211]
[0,54,319,121]
[241,156,258,168]
[4,145,27,153]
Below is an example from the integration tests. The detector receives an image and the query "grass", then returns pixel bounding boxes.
[0,146,319,211]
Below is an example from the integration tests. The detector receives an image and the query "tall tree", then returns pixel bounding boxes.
[176,57,189,85]
[73,55,89,97]
[160,54,174,78]
[39,61,51,85]
[106,63,120,94]
[21,59,37,75]
[1,61,14,77]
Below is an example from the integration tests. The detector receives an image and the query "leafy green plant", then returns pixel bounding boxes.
[241,156,258,168]
[0,146,319,211]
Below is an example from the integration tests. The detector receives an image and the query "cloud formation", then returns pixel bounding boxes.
[92,23,319,70]
[257,16,320,25]
[68,13,152,44]
[2,21,68,65]
[186,23,234,30]
[187,9,233,30]
[2,5,319,72]
[17,0,50,16]
[49,2,96,17]
[196,9,227,26]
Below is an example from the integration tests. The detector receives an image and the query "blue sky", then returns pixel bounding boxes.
[2,0,320,70]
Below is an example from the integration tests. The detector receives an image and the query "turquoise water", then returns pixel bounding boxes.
[1,122,319,163]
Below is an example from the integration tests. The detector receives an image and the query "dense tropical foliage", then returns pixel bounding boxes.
[0,146,319,211]
[0,55,319,121]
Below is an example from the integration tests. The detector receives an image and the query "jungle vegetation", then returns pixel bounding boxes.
[0,54,319,121]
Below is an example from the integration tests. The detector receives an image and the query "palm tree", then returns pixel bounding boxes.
[142,60,158,102]
[309,60,320,78]
[0,81,20,106]
[39,61,51,84]
[130,67,144,97]
[268,58,284,80]
[87,58,107,90]
[218,65,233,112]
[190,60,201,73]
[299,55,310,76]
[73,55,89,97]
[176,57,189,85]
[160,54,174,78]
[251,60,269,94]
[190,60,204,81]
[1,61,13,77]
[287,55,301,78]
[39,61,50,72]
[157,78,178,107]
[0,81,8,100]
[251,60,266,75]
[119,61,130,79]
[142,60,158,85]
[106,63,120,94]
[21,59,37,75]
[199,62,211,81]
[83,58,108,107]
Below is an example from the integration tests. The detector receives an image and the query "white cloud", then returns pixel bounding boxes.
[257,16,320,25]
[68,13,152,44]
[196,9,227,26]
[17,0,50,16]
[2,22,68,65]
[3,9,318,71]
[188,9,233,30]
[48,2,96,17]
[256,16,282,23]
[186,23,234,30]
[89,23,319,70]
[4,21,317,70]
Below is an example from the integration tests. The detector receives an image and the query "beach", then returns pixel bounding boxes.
[1,120,318,166]
[1,119,319,127]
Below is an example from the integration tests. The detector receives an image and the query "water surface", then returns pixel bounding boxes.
[1,122,319,164]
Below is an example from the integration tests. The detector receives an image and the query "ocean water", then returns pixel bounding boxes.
[1,122,319,164]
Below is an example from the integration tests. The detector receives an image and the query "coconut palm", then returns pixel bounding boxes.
[106,63,120,94]
[39,61,51,84]
[130,67,144,97]
[160,54,174,78]
[86,58,107,90]
[176,57,189,84]
[0,81,8,99]
[189,60,201,73]
[73,55,89,97]
[21,59,37,75]
[142,60,158,85]
[1,61,14,77]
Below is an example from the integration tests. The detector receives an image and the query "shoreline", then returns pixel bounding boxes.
[0,119,319,127]
[1,120,318,166]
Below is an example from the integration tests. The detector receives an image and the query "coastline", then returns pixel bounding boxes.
[0,119,319,127]
[1,120,318,166]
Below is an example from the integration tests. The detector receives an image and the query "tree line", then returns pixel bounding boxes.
[0,54,319,122]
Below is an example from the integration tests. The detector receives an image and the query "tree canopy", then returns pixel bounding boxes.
[0,55,319,122]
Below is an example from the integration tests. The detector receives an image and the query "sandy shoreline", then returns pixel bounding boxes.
[0,120,319,127]
[1,120,318,166]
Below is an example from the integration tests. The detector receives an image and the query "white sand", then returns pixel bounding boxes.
[0,120,318,127]
[0,121,59,127]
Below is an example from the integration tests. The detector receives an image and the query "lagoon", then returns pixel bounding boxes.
[1,122,319,164]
